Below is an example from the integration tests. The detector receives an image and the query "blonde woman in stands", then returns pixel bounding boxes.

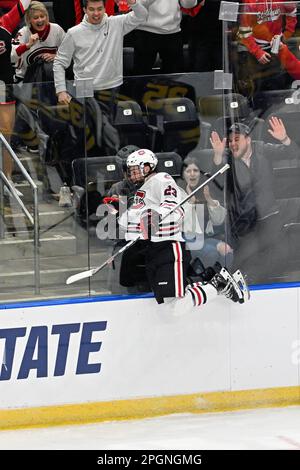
[11,1,65,82]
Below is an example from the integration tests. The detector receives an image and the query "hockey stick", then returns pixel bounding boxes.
[66,163,230,284]
[200,169,223,191]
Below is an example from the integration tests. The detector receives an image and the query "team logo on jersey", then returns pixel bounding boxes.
[0,41,6,55]
[132,190,146,209]
[27,47,57,65]
[256,7,281,24]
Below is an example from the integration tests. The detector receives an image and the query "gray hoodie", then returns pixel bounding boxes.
[53,1,148,94]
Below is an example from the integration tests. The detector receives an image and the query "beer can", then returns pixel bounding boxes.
[271,35,281,54]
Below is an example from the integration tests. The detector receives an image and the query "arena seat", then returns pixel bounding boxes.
[114,100,148,148]
[146,97,200,157]
[155,152,182,178]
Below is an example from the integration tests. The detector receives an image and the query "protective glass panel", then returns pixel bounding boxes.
[87,72,227,296]
[0,70,227,303]
[0,79,88,302]
[222,1,300,285]
[2,1,299,304]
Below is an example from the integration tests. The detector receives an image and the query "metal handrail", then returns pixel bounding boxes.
[0,172,34,224]
[0,133,40,294]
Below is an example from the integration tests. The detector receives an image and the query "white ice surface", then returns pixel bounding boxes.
[0,406,300,450]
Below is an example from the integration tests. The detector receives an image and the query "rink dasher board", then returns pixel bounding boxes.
[0,287,299,429]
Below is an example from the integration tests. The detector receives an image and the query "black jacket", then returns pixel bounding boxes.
[212,139,300,246]
[52,0,83,32]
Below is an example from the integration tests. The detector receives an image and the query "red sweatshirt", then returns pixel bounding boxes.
[238,0,297,60]
[0,1,18,8]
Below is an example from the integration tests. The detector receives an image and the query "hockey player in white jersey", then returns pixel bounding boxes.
[118,149,249,310]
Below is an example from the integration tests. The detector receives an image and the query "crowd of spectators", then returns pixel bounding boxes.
[2,0,300,287]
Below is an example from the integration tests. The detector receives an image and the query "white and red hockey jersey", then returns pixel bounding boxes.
[238,0,297,60]
[11,22,65,80]
[119,172,185,242]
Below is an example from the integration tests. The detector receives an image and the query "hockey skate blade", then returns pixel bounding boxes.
[232,269,250,302]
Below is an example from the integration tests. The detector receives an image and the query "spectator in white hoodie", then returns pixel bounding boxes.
[53,0,149,106]
[134,0,201,75]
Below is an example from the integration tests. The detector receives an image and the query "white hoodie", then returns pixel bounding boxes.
[53,1,148,93]
[138,0,198,35]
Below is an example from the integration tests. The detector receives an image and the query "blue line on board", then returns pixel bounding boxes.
[0,292,154,310]
[0,282,299,310]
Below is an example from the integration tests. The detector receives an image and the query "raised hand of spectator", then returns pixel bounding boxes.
[203,185,216,206]
[26,32,39,49]
[210,131,226,165]
[57,91,72,105]
[257,51,271,64]
[268,116,291,145]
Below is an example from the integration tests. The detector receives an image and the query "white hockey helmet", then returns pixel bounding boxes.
[126,149,158,176]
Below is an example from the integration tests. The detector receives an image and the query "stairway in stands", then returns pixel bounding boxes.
[0,148,112,303]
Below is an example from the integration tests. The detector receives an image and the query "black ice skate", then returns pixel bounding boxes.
[210,266,250,304]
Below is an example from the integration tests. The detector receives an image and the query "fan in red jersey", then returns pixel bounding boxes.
[236,0,297,94]
[238,0,297,63]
